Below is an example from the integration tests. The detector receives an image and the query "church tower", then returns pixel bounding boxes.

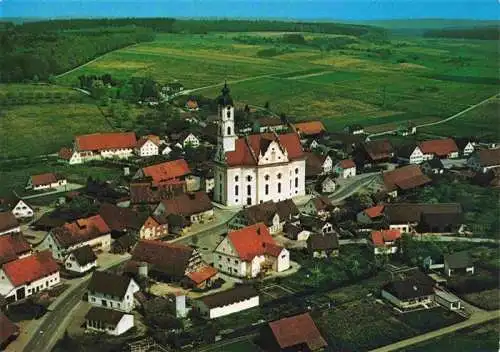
[216,82,237,160]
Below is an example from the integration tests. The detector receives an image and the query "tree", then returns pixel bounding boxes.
[264,101,270,110]
[144,297,183,330]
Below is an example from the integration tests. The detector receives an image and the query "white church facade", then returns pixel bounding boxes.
[213,84,306,207]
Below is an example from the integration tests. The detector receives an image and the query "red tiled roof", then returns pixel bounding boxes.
[269,312,327,350]
[0,212,19,233]
[364,205,385,219]
[293,121,326,136]
[371,229,401,246]
[2,250,59,287]
[419,138,458,157]
[52,215,110,248]
[225,133,304,167]
[478,148,500,167]
[0,312,19,346]
[364,139,394,161]
[227,223,282,261]
[383,165,431,191]
[186,265,218,285]
[160,191,213,217]
[31,173,63,187]
[339,159,356,169]
[0,233,31,265]
[75,132,137,152]
[58,147,73,160]
[141,159,191,185]
[186,99,199,109]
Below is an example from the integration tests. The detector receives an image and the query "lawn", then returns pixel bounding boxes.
[398,319,500,352]
[220,339,263,352]
[462,289,500,311]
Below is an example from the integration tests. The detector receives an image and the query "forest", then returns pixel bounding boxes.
[423,26,499,40]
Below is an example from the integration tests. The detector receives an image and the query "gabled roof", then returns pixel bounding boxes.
[199,285,258,309]
[305,152,325,177]
[363,139,394,161]
[52,214,110,248]
[136,137,159,149]
[69,245,97,266]
[419,138,458,157]
[364,205,385,219]
[87,271,134,298]
[241,200,298,227]
[444,251,473,269]
[0,312,19,346]
[338,159,356,169]
[129,181,184,205]
[307,233,339,251]
[2,250,59,287]
[397,144,419,159]
[477,148,500,167]
[0,233,31,265]
[424,158,444,169]
[140,159,191,185]
[384,203,462,224]
[382,165,431,191]
[99,203,147,232]
[226,223,282,261]
[293,121,326,136]
[185,99,199,109]
[31,173,64,187]
[382,275,434,300]
[269,312,327,350]
[75,132,137,152]
[371,229,401,246]
[311,196,333,212]
[225,133,304,166]
[186,265,218,285]
[85,307,127,326]
[131,240,194,277]
[58,147,74,160]
[453,137,474,150]
[0,211,19,233]
[159,191,213,217]
[257,117,285,127]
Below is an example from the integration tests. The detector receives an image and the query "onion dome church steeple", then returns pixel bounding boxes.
[217,81,234,107]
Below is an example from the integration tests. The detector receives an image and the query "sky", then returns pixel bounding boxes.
[1,0,498,20]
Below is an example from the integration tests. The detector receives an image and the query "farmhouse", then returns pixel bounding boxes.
[64,245,98,274]
[307,233,339,258]
[185,98,199,111]
[58,147,82,164]
[214,223,289,279]
[39,214,111,261]
[283,222,310,241]
[300,215,334,235]
[213,84,306,207]
[0,212,20,235]
[335,159,356,178]
[129,181,183,207]
[170,132,200,149]
[316,175,336,194]
[0,250,60,303]
[229,199,299,234]
[139,215,168,240]
[359,139,394,164]
[293,121,326,137]
[305,152,333,177]
[134,159,191,187]
[302,196,335,219]
[381,275,435,310]
[396,144,424,165]
[467,148,500,173]
[382,165,432,197]
[27,173,67,191]
[443,251,475,277]
[421,158,445,175]
[254,117,288,133]
[85,307,134,336]
[356,204,385,225]
[0,232,32,265]
[99,203,146,237]
[10,199,34,219]
[135,136,160,157]
[73,132,137,163]
[453,137,475,157]
[0,312,19,350]
[153,191,213,225]
[87,271,140,312]
[419,138,459,160]
[193,285,259,319]
[369,229,402,255]
[262,312,328,351]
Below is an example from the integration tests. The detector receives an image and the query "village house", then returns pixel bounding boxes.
[63,245,98,274]
[85,306,134,336]
[300,215,335,235]
[369,229,402,255]
[396,144,424,165]
[170,132,201,149]
[357,139,394,165]
[135,135,160,157]
[467,148,500,173]
[0,212,21,236]
[214,223,290,279]
[253,117,288,133]
[293,121,326,138]
[444,251,475,277]
[381,164,432,197]
[305,152,333,177]
[316,175,337,194]
[283,222,310,241]
[419,138,459,160]
[307,232,339,258]
[420,158,445,175]
[129,181,183,208]
[139,214,168,240]
[381,273,435,310]
[356,204,385,226]
[0,312,19,350]
[160,144,173,156]
[453,137,475,157]
[72,132,137,163]
[301,196,335,219]
[193,285,259,319]
[134,159,192,187]
[39,214,111,261]
[320,132,364,156]
[58,147,82,164]
[192,166,215,194]
[87,271,140,312]
[153,191,214,226]
[0,250,60,303]
[262,312,328,352]
[99,203,147,238]
[8,199,34,219]
[335,159,356,178]
[344,124,364,135]
[212,85,306,207]
[0,232,32,265]
[26,173,67,191]
[229,199,299,235]
[185,98,199,111]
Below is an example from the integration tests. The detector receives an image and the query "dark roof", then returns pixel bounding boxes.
[216,82,234,106]
[131,240,194,277]
[0,211,19,233]
[84,307,126,326]
[199,285,258,309]
[424,158,444,169]
[305,152,325,177]
[0,311,19,346]
[384,203,462,224]
[444,251,473,269]
[0,232,31,265]
[453,137,473,150]
[268,312,327,351]
[311,196,333,212]
[242,200,299,227]
[70,245,97,266]
[419,212,463,231]
[363,139,394,161]
[257,117,285,127]
[87,271,133,298]
[33,212,69,230]
[160,191,213,217]
[300,215,329,232]
[283,222,302,239]
[477,148,500,167]
[99,203,147,232]
[130,181,185,205]
[382,276,435,300]
[307,233,339,251]
[383,165,432,191]
[397,144,419,159]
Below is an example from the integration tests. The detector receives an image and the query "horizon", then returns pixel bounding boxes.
[2,0,499,21]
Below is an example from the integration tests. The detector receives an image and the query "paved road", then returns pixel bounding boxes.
[367,93,500,138]
[369,309,500,352]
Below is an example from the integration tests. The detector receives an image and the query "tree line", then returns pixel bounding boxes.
[423,26,499,40]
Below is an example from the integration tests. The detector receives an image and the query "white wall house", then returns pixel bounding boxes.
[194,286,259,319]
[64,245,98,274]
[87,271,140,313]
[406,146,424,164]
[0,212,21,236]
[85,307,134,336]
[370,229,401,255]
[183,133,200,148]
[27,173,67,191]
[335,160,356,179]
[73,132,137,164]
[11,200,34,219]
[139,216,168,240]
[135,139,159,157]
[0,251,60,303]
[381,288,434,309]
[321,155,333,174]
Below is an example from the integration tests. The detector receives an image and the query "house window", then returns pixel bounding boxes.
[264,174,270,181]
[219,255,222,260]
[247,175,252,182]
[295,177,298,188]
[235,175,239,182]
[235,259,239,264]
[247,185,251,195]
[295,168,299,174]
[277,183,281,193]
[247,198,252,205]
[235,185,239,196]
[227,126,231,135]
[227,110,231,118]
[277,173,282,179]
[265,184,269,195]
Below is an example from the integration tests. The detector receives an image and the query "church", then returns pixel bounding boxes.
[213,84,306,207]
